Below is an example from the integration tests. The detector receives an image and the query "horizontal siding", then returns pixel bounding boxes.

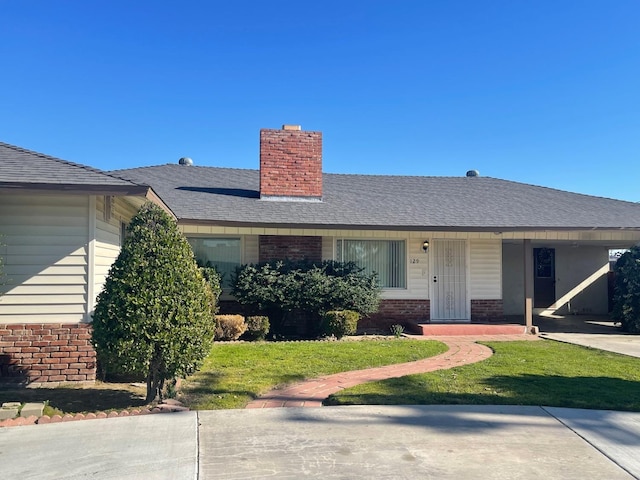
[93,196,139,301]
[0,304,87,314]
[6,275,88,286]
[0,194,89,324]
[469,239,502,299]
[3,264,87,276]
[2,284,87,295]
[404,237,429,300]
[243,235,259,264]
[321,237,333,261]
[1,225,88,237]
[0,314,86,323]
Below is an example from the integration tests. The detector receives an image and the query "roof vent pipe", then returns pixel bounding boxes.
[178,157,193,166]
[466,169,479,177]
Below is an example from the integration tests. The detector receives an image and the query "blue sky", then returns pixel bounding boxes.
[2,1,639,201]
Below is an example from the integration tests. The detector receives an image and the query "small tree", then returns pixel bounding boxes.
[613,246,640,333]
[92,203,216,402]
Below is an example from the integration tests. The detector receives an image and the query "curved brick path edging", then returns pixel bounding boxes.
[246,335,538,409]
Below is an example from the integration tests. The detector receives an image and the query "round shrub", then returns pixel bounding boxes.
[215,314,247,341]
[321,310,360,339]
[241,316,270,341]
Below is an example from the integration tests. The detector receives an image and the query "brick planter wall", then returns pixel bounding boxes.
[361,299,430,332]
[470,299,505,322]
[0,323,96,384]
[259,235,322,263]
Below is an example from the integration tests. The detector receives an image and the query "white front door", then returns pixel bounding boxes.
[431,240,469,321]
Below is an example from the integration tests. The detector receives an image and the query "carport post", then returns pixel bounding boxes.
[524,239,534,332]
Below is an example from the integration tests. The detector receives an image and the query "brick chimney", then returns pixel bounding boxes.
[259,125,322,201]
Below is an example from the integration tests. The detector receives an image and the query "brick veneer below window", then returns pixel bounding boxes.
[218,298,505,332]
[361,299,430,331]
[259,235,322,263]
[470,299,505,322]
[0,323,96,384]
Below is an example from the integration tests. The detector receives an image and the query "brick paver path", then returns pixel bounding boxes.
[246,334,538,408]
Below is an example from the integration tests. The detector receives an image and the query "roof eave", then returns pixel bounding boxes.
[0,182,151,196]
[0,182,176,220]
[175,219,640,232]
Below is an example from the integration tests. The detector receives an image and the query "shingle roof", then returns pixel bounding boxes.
[114,164,640,231]
[0,142,147,193]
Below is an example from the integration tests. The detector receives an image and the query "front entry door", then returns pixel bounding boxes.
[431,240,468,321]
[534,248,556,308]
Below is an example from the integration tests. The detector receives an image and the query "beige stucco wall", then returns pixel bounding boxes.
[502,243,526,315]
[554,245,609,315]
[502,242,611,316]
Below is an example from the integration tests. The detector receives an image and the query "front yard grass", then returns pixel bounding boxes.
[178,339,447,409]
[325,340,640,411]
[5,338,640,415]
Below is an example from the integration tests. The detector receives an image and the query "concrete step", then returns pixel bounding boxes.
[411,323,531,336]
[1,402,21,420]
[21,402,45,418]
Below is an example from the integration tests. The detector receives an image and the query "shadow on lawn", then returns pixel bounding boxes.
[180,370,308,407]
[326,374,640,411]
[0,385,147,414]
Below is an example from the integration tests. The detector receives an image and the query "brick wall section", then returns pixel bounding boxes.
[259,128,323,199]
[259,235,322,263]
[470,299,505,322]
[0,323,96,384]
[361,299,430,332]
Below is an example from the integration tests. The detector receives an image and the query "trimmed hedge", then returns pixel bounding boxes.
[92,203,216,403]
[242,316,270,341]
[215,314,248,341]
[321,310,360,339]
[231,260,380,336]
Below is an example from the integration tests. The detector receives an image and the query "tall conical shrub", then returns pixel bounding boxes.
[92,203,216,402]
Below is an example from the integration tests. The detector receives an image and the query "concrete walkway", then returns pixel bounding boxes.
[2,405,640,479]
[247,334,538,408]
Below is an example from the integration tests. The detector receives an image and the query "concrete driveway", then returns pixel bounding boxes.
[532,313,640,358]
[1,405,639,479]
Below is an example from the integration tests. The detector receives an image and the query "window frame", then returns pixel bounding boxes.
[186,235,243,291]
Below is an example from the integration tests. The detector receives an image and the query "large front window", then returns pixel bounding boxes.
[336,239,406,288]
[188,237,241,289]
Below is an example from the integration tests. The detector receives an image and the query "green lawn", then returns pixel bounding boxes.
[326,340,640,411]
[178,339,448,409]
[5,338,639,415]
